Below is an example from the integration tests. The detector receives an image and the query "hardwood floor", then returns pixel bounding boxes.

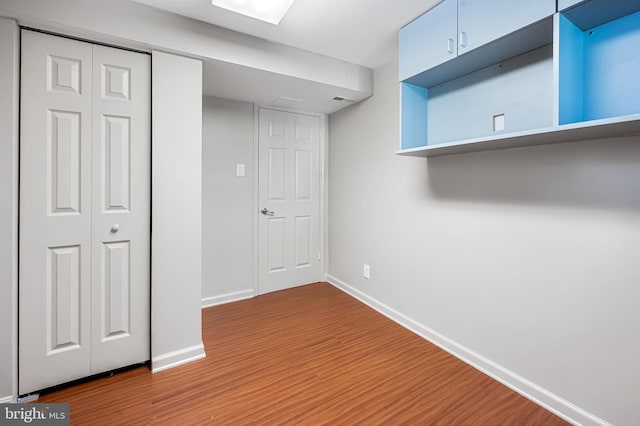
[39,282,568,425]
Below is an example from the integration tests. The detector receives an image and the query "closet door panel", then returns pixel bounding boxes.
[90,44,151,373]
[19,30,93,395]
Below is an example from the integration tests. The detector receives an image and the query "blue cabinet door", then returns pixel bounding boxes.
[457,0,555,55]
[399,0,457,81]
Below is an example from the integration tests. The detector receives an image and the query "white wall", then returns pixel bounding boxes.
[328,54,640,425]
[151,51,205,372]
[202,96,255,306]
[0,17,19,402]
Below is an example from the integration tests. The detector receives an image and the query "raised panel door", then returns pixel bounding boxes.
[91,44,150,374]
[19,31,150,395]
[19,30,93,395]
[258,109,321,294]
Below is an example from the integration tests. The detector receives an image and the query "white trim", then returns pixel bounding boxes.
[253,105,328,294]
[201,289,255,309]
[326,274,610,426]
[0,395,15,404]
[10,18,19,406]
[320,114,329,278]
[151,343,206,373]
[252,104,259,296]
[0,17,20,404]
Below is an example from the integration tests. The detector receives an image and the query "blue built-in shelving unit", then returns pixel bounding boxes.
[559,10,640,124]
[397,0,640,157]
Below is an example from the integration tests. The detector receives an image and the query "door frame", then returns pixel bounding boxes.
[252,105,328,295]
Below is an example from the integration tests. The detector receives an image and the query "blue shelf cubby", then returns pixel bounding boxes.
[558,10,640,125]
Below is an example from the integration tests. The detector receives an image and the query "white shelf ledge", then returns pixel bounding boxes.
[396,114,640,158]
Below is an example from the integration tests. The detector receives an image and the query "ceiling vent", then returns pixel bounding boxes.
[332,96,357,103]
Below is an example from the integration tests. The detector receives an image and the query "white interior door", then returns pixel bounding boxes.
[258,108,321,294]
[19,30,150,395]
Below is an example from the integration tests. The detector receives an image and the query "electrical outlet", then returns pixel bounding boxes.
[236,163,246,177]
[363,264,370,279]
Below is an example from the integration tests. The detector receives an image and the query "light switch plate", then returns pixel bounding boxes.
[363,264,370,279]
[493,113,505,132]
[236,163,246,177]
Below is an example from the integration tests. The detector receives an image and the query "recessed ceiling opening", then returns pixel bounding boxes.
[211,0,296,25]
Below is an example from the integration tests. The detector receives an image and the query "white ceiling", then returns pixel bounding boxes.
[129,0,441,69]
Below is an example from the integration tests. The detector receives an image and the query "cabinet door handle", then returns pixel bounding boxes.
[459,32,468,49]
[447,38,455,54]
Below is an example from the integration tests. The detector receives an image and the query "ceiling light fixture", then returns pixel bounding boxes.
[211,0,296,25]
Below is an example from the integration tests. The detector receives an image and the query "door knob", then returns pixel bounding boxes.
[260,208,275,216]
[110,224,120,233]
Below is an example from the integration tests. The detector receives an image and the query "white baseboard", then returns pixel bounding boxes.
[0,395,15,403]
[151,343,206,373]
[326,274,609,426]
[201,289,255,309]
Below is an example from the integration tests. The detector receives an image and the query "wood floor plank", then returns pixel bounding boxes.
[39,282,568,425]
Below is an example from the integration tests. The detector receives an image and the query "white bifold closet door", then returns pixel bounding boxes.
[19,30,150,395]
